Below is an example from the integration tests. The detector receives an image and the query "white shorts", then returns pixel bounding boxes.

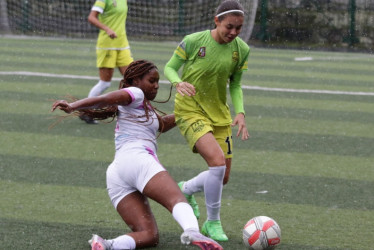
[106,143,166,209]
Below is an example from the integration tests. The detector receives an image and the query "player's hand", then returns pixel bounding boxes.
[175,82,196,96]
[51,100,74,113]
[231,113,249,140]
[106,29,117,39]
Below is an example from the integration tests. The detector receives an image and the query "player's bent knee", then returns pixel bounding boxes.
[205,153,226,167]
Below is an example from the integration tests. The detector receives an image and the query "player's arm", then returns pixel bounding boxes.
[164,53,184,85]
[229,71,245,116]
[158,114,176,133]
[229,44,250,114]
[51,90,132,113]
[88,10,117,39]
[164,56,195,97]
[164,41,196,96]
[229,71,249,140]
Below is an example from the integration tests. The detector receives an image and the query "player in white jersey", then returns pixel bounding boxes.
[51,60,222,250]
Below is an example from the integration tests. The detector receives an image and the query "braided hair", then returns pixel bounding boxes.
[78,60,158,122]
[119,60,158,89]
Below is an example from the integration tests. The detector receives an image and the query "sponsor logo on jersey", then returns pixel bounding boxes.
[198,47,206,57]
[192,120,205,132]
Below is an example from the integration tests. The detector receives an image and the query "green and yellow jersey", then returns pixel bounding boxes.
[92,0,129,49]
[164,30,250,126]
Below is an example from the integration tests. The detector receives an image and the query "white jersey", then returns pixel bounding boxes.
[114,87,159,152]
[108,87,165,208]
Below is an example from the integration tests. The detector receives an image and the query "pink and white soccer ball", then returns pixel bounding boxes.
[243,216,281,250]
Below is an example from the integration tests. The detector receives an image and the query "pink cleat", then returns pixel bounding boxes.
[88,234,111,250]
[181,229,224,250]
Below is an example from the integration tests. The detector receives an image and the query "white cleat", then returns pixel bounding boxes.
[88,234,111,250]
[181,229,223,250]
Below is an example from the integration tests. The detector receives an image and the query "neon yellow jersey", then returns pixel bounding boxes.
[166,30,250,126]
[92,0,129,49]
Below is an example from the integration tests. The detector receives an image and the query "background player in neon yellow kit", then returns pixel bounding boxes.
[82,0,133,124]
[164,0,250,242]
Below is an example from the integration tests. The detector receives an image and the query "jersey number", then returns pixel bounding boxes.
[225,136,232,155]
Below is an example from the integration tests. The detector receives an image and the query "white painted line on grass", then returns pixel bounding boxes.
[243,85,374,96]
[295,55,374,61]
[294,57,313,61]
[1,71,373,96]
[1,71,100,80]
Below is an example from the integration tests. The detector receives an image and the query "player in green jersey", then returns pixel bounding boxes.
[82,0,133,124]
[164,0,250,242]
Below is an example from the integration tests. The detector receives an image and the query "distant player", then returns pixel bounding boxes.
[82,0,134,124]
[164,0,250,242]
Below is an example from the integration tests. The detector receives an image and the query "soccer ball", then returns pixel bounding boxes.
[242,216,281,250]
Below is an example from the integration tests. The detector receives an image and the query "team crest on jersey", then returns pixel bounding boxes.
[198,47,206,57]
[232,51,239,62]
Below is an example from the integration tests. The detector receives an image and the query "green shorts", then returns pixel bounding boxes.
[176,115,233,158]
[96,48,133,68]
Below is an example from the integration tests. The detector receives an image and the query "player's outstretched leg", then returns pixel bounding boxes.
[181,229,223,250]
[178,181,200,219]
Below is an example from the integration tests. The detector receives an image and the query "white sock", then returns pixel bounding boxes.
[172,202,199,231]
[108,235,136,250]
[204,166,226,221]
[88,80,111,97]
[183,170,209,195]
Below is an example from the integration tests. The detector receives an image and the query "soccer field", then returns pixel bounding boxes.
[0,36,373,250]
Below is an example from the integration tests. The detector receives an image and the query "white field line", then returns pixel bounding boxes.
[243,85,374,96]
[294,57,313,61]
[1,71,374,96]
[294,55,374,61]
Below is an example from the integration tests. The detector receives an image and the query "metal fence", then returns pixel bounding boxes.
[1,0,373,50]
[253,0,374,50]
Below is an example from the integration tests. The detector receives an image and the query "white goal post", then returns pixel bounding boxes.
[240,0,258,43]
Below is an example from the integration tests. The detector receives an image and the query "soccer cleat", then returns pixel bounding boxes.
[79,114,98,124]
[181,229,223,250]
[201,220,228,242]
[88,234,111,250]
[178,181,200,219]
